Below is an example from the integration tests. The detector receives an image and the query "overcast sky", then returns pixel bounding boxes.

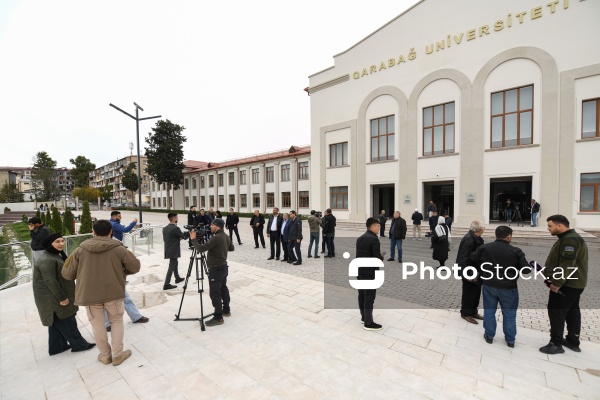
[0,0,419,169]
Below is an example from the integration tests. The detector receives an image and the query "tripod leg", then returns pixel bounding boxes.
[175,249,197,320]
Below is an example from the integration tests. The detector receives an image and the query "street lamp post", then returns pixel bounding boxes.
[109,102,160,223]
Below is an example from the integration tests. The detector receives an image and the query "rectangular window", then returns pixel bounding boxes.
[423,101,455,156]
[152,182,155,191]
[266,166,274,183]
[252,168,259,184]
[330,142,349,167]
[153,198,156,207]
[218,195,224,208]
[490,85,533,148]
[184,179,189,190]
[163,197,166,207]
[582,98,600,139]
[158,198,161,207]
[200,176,205,189]
[185,197,190,208]
[239,170,247,185]
[240,194,247,208]
[580,173,600,212]
[218,174,224,187]
[298,162,309,180]
[192,196,197,207]
[370,115,395,162]
[252,193,260,208]
[266,192,275,207]
[192,178,197,189]
[201,196,206,208]
[299,191,309,208]
[330,186,348,210]
[209,175,214,187]
[209,195,215,207]
[229,194,235,208]
[282,192,291,208]
[281,164,290,181]
[228,172,235,186]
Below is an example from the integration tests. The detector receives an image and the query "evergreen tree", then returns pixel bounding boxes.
[45,208,52,230]
[80,200,93,234]
[36,209,41,219]
[40,210,46,225]
[122,162,139,204]
[69,156,96,188]
[50,207,63,235]
[63,207,74,235]
[32,151,58,201]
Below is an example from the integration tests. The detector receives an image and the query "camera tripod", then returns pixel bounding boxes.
[174,243,213,331]
[509,203,524,227]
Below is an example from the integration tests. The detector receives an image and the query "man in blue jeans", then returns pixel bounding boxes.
[104,289,148,331]
[470,226,530,348]
[387,211,407,263]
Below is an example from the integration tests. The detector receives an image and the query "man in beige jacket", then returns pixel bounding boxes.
[62,219,141,366]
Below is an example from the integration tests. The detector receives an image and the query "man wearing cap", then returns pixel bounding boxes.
[411,209,424,240]
[162,213,186,290]
[190,218,235,327]
[29,216,51,262]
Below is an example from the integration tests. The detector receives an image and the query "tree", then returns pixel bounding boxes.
[45,208,52,229]
[40,210,46,225]
[145,119,186,210]
[35,209,41,219]
[100,183,113,203]
[32,151,58,201]
[69,156,96,188]
[0,183,23,202]
[79,201,93,234]
[122,162,138,204]
[63,208,74,235]
[72,186,102,202]
[50,207,63,235]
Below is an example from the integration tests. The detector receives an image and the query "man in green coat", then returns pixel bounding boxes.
[539,215,589,355]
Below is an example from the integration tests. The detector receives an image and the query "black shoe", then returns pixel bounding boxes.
[49,345,72,356]
[483,334,493,344]
[163,284,177,290]
[254,246,259,249]
[398,259,402,263]
[539,341,565,354]
[320,250,325,254]
[238,242,242,245]
[134,316,149,323]
[506,341,515,348]
[276,257,280,260]
[314,255,320,259]
[324,255,333,258]
[106,326,111,332]
[363,322,383,331]
[307,255,312,258]
[205,317,224,327]
[175,277,185,284]
[281,259,288,262]
[267,257,274,260]
[287,261,294,264]
[72,343,96,352]
[293,262,302,265]
[262,246,266,249]
[223,309,231,317]
[387,258,394,261]
[561,339,581,352]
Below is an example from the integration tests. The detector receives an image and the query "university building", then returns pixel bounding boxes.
[150,146,312,214]
[307,0,600,229]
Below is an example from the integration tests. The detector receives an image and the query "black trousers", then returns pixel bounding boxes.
[165,258,182,285]
[322,235,327,252]
[281,239,290,261]
[288,240,302,263]
[269,232,281,258]
[208,266,230,319]
[358,289,377,325]
[548,286,584,346]
[460,279,482,317]
[380,223,386,237]
[228,227,242,244]
[49,313,90,355]
[253,227,265,247]
[325,234,335,256]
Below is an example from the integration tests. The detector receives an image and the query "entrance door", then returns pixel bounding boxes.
[423,181,455,217]
[372,185,395,218]
[489,177,532,222]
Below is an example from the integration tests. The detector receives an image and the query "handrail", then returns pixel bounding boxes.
[0,273,32,291]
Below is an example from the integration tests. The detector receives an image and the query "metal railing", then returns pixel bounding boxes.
[0,273,32,290]
[122,223,156,256]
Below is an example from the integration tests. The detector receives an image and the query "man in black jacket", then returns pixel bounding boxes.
[356,217,385,331]
[428,211,438,247]
[455,220,485,324]
[225,208,242,245]
[187,206,197,249]
[162,213,186,290]
[470,226,530,347]
[322,209,337,257]
[411,209,423,240]
[28,217,50,262]
[378,210,388,237]
[266,207,283,260]
[288,211,303,265]
[249,210,265,249]
[387,211,407,262]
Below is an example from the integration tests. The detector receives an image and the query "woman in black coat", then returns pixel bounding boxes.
[32,233,95,356]
[431,216,450,267]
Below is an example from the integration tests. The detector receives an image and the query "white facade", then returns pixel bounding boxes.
[308,0,600,229]
[151,146,313,215]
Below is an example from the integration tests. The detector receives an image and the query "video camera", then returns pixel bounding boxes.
[314,211,323,218]
[183,224,207,240]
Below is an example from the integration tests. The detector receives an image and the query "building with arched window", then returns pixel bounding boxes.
[307,0,600,229]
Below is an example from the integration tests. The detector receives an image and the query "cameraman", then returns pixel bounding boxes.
[189,219,235,327]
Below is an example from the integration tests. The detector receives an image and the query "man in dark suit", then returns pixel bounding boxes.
[356,217,385,331]
[280,213,292,262]
[187,206,197,249]
[388,211,407,263]
[162,213,186,290]
[249,209,266,249]
[225,208,242,245]
[266,207,283,260]
[288,211,303,265]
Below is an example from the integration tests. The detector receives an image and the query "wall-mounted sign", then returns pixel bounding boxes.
[466,192,476,204]
[404,194,411,204]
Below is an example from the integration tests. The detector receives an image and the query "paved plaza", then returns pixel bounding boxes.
[1,210,600,399]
